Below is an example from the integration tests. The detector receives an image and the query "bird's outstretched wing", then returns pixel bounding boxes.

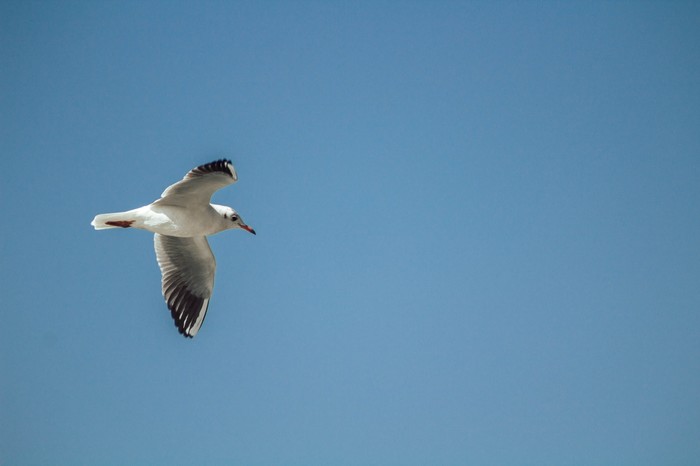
[154,234,216,338]
[154,159,238,208]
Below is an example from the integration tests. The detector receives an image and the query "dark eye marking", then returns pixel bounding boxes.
[231,215,238,222]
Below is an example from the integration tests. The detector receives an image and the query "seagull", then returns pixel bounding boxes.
[91,159,255,338]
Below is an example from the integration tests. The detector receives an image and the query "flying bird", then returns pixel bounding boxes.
[91,159,255,338]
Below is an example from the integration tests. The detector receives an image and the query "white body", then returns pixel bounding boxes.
[92,203,234,237]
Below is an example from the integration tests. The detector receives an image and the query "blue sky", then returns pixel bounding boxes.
[2,1,699,464]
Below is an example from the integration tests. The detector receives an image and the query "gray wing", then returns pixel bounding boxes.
[154,159,238,208]
[154,234,216,338]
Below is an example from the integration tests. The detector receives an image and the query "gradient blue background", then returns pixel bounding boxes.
[2,2,699,465]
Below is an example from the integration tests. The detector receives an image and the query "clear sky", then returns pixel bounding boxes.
[2,1,699,465]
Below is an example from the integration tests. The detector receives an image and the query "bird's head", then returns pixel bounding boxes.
[214,205,255,235]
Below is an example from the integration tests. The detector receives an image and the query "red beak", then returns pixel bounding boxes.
[241,224,256,235]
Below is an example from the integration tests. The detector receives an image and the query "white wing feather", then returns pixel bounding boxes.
[154,234,216,338]
[155,159,238,208]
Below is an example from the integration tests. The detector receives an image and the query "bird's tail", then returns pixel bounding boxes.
[91,211,137,230]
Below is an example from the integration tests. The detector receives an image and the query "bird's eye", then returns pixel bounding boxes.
[231,215,238,222]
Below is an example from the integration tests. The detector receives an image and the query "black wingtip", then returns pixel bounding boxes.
[174,319,195,338]
[190,159,236,180]
[166,291,208,339]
